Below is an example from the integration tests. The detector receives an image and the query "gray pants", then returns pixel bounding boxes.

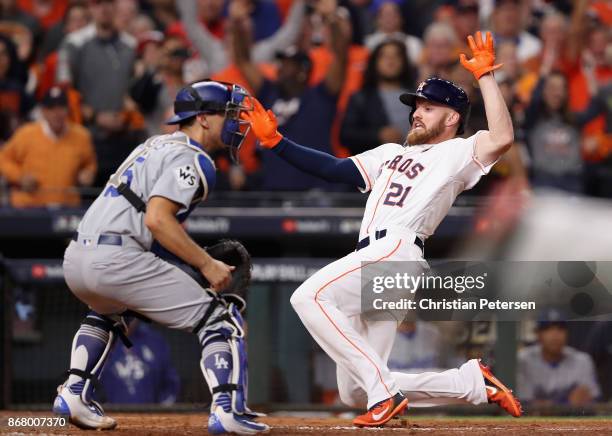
[63,235,213,331]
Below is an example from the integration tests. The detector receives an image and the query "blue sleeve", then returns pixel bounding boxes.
[272,138,365,188]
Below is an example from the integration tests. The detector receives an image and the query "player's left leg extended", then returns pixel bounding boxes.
[391,359,522,417]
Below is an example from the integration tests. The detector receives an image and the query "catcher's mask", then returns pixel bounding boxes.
[166,80,253,162]
[400,77,471,135]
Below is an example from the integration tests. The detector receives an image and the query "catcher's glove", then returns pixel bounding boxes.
[202,239,252,296]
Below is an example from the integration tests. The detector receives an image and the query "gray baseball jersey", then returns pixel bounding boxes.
[78,131,216,250]
[517,344,601,403]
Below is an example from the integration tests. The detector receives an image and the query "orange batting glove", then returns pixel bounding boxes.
[459,31,503,80]
[241,97,283,148]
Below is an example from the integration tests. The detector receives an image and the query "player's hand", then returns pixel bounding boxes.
[200,257,235,292]
[568,385,592,406]
[241,97,283,148]
[459,31,502,80]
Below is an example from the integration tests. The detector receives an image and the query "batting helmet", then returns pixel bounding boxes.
[400,77,471,135]
[166,80,253,161]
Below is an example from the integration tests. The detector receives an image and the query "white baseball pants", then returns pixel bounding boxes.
[290,231,487,409]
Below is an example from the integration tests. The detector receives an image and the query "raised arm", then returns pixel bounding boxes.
[176,0,227,74]
[242,98,364,187]
[320,0,350,95]
[252,0,306,63]
[230,0,264,93]
[460,31,513,166]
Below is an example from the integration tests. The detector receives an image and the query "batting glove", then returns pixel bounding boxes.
[459,31,503,80]
[241,97,283,148]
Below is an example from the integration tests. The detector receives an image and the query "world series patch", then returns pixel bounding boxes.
[175,164,197,189]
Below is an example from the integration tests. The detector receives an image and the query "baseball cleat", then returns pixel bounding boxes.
[479,360,523,417]
[353,392,408,427]
[208,405,270,435]
[52,384,117,430]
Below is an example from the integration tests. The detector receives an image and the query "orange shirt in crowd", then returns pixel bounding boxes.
[0,120,96,207]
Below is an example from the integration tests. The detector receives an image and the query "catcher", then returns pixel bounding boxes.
[52,80,268,435]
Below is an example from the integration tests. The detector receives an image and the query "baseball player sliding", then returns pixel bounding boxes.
[53,80,268,434]
[244,31,522,426]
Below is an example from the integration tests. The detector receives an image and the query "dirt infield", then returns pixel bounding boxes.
[2,412,612,435]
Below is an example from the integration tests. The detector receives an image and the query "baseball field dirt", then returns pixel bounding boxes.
[2,412,612,435]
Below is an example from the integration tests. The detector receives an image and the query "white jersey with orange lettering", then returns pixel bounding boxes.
[349,131,493,241]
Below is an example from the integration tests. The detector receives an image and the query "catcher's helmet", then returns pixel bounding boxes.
[166,80,253,161]
[400,77,471,135]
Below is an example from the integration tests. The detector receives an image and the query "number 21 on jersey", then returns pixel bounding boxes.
[381,155,425,208]
[383,183,411,207]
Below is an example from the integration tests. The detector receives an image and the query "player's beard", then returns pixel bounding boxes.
[406,118,446,146]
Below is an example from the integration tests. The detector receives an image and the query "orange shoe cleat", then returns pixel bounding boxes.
[479,360,523,417]
[353,392,408,427]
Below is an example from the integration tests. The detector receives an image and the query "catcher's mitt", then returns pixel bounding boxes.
[203,239,252,296]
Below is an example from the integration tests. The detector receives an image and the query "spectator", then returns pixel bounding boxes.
[398,0,443,40]
[167,0,226,42]
[90,103,147,187]
[364,1,422,65]
[495,41,535,107]
[99,322,180,405]
[234,0,349,191]
[524,12,570,76]
[517,318,601,405]
[418,21,461,81]
[129,31,177,135]
[523,70,583,193]
[34,3,91,106]
[37,2,90,62]
[578,82,612,198]
[114,0,139,36]
[388,321,447,373]
[0,86,96,207]
[0,34,32,142]
[451,0,480,45]
[0,0,40,40]
[15,0,67,32]
[586,322,612,401]
[128,13,156,41]
[491,0,541,62]
[176,0,305,77]
[340,39,416,154]
[56,0,136,121]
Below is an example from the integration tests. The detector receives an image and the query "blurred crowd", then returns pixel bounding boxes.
[0,0,609,207]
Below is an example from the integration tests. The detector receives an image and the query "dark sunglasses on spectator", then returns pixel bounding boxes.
[90,0,114,5]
